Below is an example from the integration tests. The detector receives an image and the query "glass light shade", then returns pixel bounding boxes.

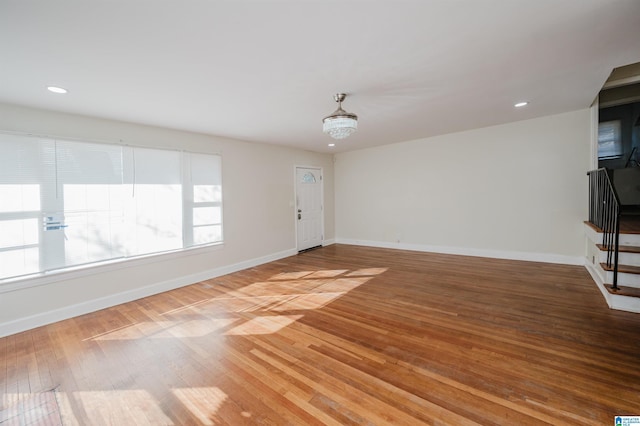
[323,115,358,139]
[323,117,357,139]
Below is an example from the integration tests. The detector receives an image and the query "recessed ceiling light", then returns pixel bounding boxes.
[47,86,68,94]
[514,101,528,108]
[328,143,335,147]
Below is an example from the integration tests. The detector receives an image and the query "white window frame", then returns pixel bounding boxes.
[598,120,623,159]
[0,132,223,290]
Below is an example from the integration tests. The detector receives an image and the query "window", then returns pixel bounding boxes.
[186,153,223,246]
[301,172,316,183]
[0,133,222,281]
[598,120,622,159]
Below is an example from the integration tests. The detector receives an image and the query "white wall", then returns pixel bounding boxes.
[0,103,334,336]
[335,109,591,264]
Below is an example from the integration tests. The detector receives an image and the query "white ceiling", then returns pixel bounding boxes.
[1,1,640,153]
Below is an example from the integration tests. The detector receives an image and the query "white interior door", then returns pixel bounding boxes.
[296,167,323,251]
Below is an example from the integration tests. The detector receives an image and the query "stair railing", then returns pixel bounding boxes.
[587,168,620,289]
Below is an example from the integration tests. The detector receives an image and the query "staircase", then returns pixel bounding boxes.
[585,215,640,313]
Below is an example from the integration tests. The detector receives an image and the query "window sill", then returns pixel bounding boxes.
[0,242,224,294]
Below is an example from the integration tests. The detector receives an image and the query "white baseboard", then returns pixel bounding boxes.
[585,260,640,314]
[0,248,297,338]
[323,238,336,246]
[335,238,585,266]
[585,261,612,304]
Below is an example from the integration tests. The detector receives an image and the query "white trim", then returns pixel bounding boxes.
[584,222,602,244]
[585,260,640,314]
[602,75,640,89]
[585,261,612,304]
[589,95,599,170]
[294,165,325,251]
[0,243,225,294]
[599,96,640,108]
[0,248,297,338]
[322,239,336,246]
[335,238,585,265]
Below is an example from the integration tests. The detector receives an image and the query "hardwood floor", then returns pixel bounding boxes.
[2,244,640,425]
[621,214,640,234]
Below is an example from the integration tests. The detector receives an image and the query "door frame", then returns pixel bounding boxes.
[294,165,324,251]
[590,95,599,171]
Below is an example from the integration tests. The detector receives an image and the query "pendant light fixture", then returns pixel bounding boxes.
[322,93,358,139]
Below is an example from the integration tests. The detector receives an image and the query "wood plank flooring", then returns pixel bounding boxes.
[2,244,640,425]
[621,215,640,234]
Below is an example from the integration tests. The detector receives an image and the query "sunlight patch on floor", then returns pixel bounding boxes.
[304,269,349,278]
[269,292,344,311]
[16,266,394,424]
[172,387,228,425]
[61,390,171,425]
[1,392,30,411]
[346,267,388,277]
[87,268,386,342]
[226,314,304,335]
[90,318,238,341]
[0,391,61,426]
[207,277,372,313]
[269,271,315,280]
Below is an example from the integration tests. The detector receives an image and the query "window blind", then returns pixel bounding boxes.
[598,120,622,159]
[0,133,222,281]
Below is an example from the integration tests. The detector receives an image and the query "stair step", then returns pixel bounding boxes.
[596,244,640,254]
[584,221,640,245]
[585,217,640,234]
[605,284,640,298]
[596,244,640,266]
[599,263,640,275]
[619,214,640,233]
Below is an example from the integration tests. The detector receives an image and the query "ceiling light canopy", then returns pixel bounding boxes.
[323,93,358,139]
